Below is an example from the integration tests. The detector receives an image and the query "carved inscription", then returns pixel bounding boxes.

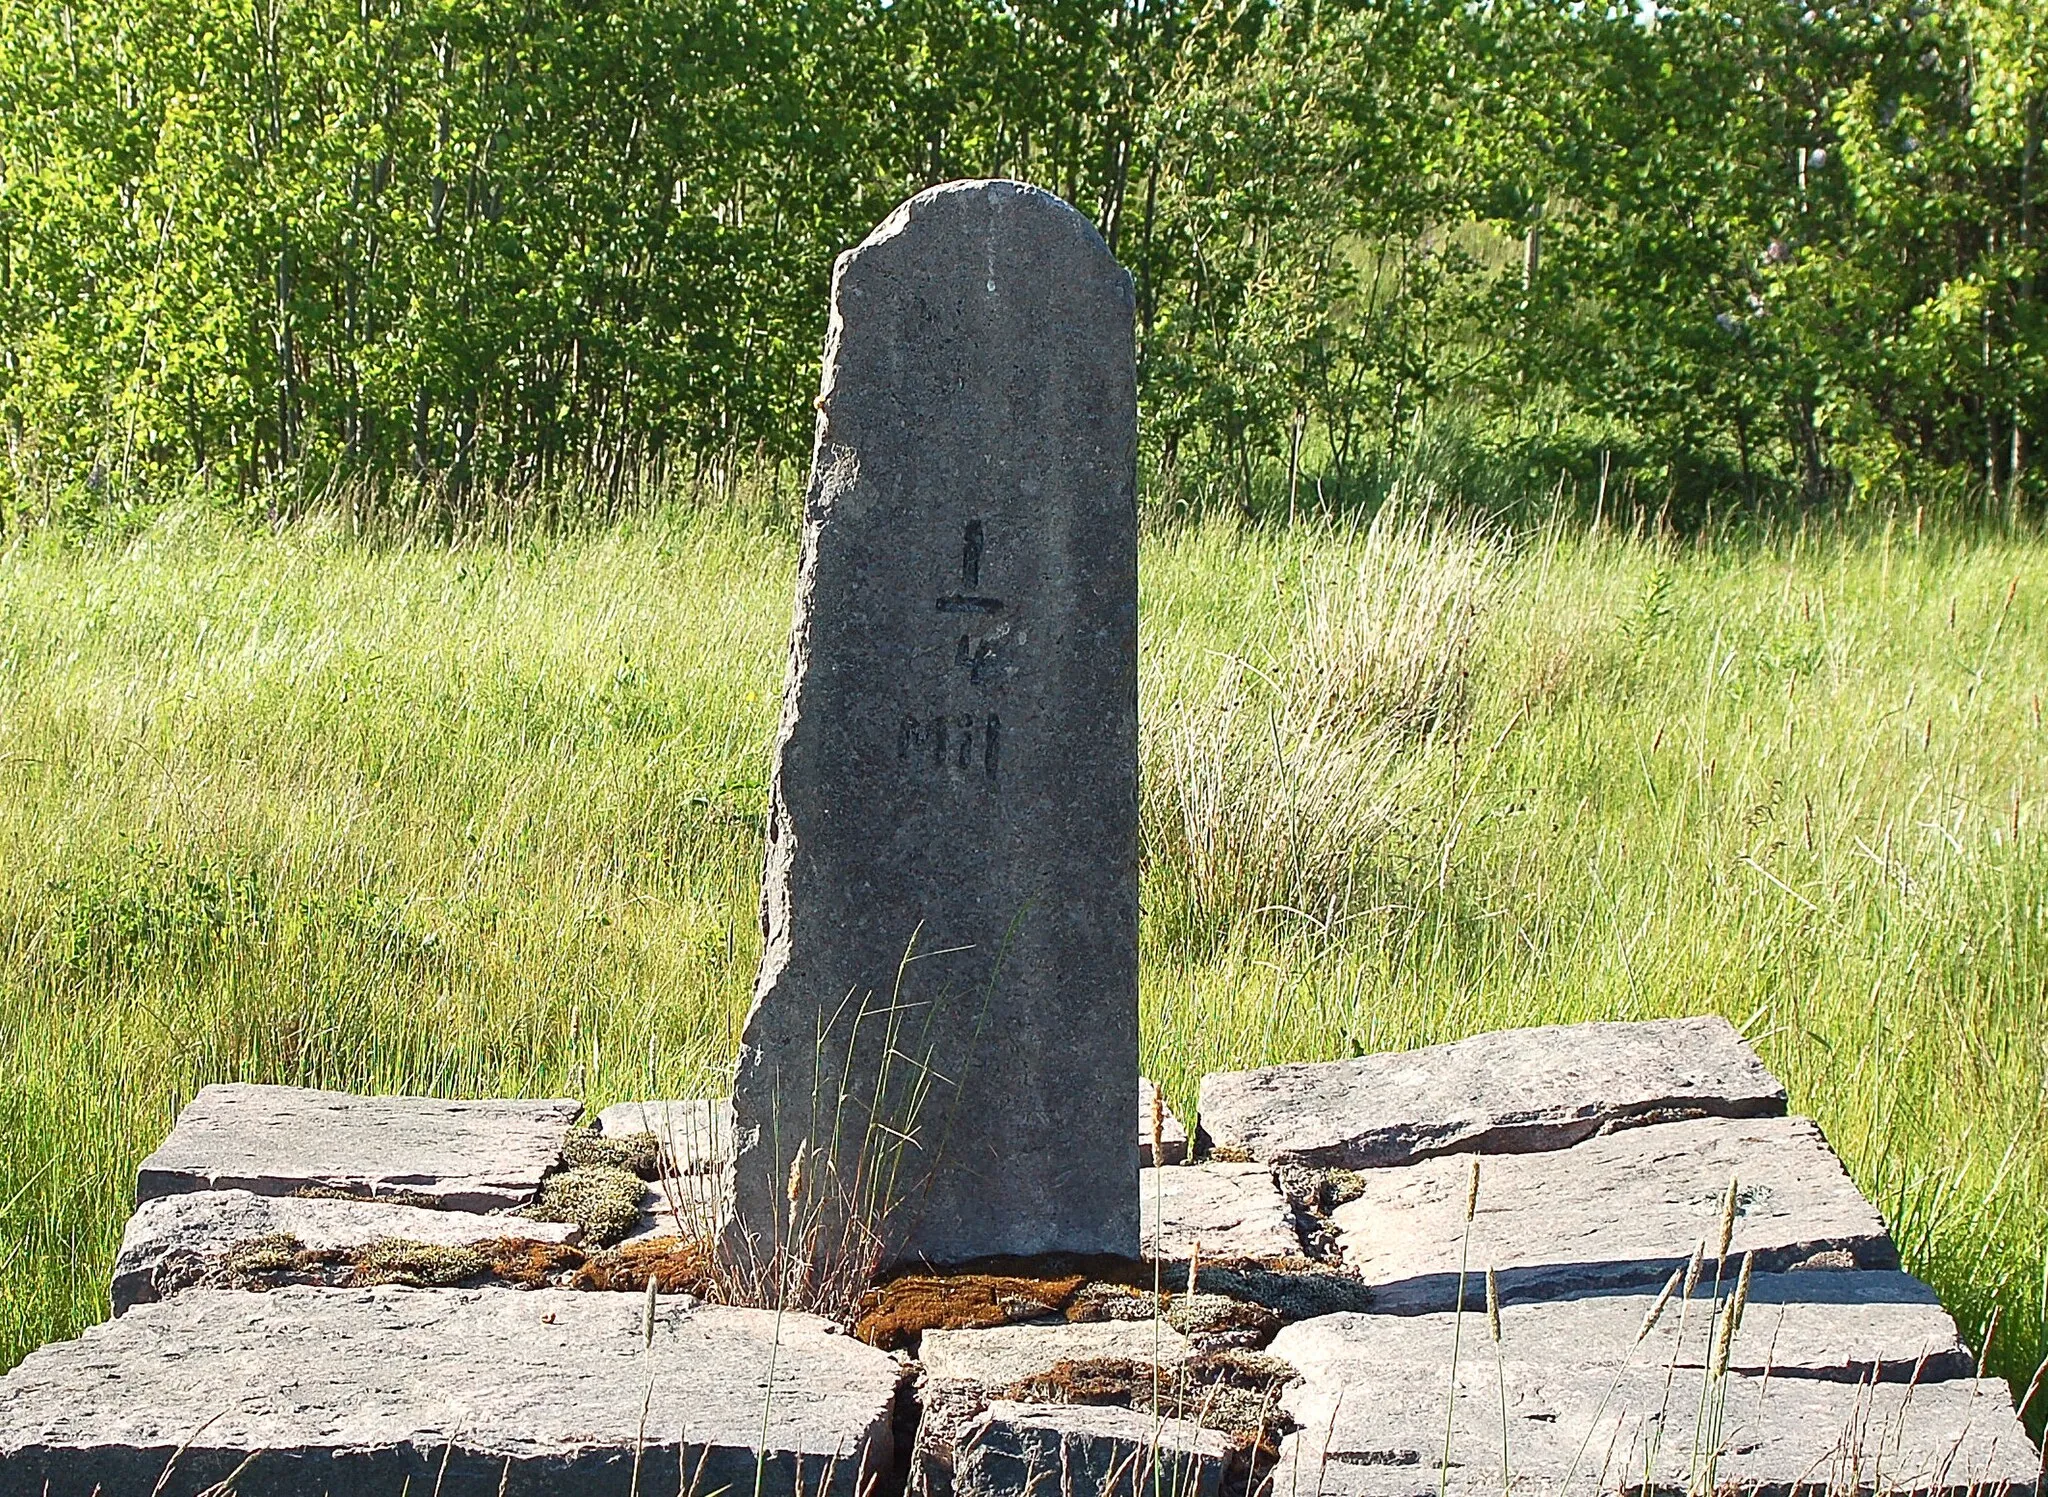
[900,519,1005,780]
[899,713,1000,776]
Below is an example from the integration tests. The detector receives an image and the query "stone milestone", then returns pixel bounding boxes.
[726,180,1140,1272]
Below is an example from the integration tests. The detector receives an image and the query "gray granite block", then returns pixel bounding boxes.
[953,1401,1230,1497]
[1140,1078,1189,1167]
[727,179,1140,1272]
[0,1286,902,1497]
[921,1319,1194,1386]
[1334,1115,1896,1313]
[1198,1017,1787,1168]
[1142,1162,1304,1262]
[136,1084,582,1210]
[111,1188,580,1313]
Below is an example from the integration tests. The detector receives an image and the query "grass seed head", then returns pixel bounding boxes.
[1639,1267,1683,1342]
[1716,1176,1739,1268]
[1485,1268,1501,1343]
[1710,1292,1738,1377]
[1684,1240,1705,1300]
[1465,1158,1481,1223]
[1731,1250,1755,1334]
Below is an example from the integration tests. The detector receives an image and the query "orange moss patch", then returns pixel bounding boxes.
[853,1272,1089,1350]
[1007,1355,1152,1405]
[483,1238,588,1288]
[573,1236,715,1295]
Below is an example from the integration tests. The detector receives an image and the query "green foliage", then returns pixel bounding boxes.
[0,0,2038,518]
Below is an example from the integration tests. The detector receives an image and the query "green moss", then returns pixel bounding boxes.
[1165,1291,1281,1345]
[559,1128,661,1178]
[519,1164,644,1245]
[1066,1282,1163,1322]
[218,1233,305,1277]
[1191,1264,1374,1320]
[351,1238,490,1288]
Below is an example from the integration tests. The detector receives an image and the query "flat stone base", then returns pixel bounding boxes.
[0,1287,902,1497]
[7,1021,2036,1497]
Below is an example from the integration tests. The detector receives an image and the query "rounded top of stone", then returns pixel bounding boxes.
[848,178,1123,283]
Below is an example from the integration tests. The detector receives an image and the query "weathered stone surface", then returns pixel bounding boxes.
[1198,1017,1787,1168]
[1140,1078,1188,1166]
[0,1286,901,1497]
[1143,1162,1303,1262]
[728,179,1139,1272]
[111,1188,580,1313]
[1272,1273,1971,1400]
[922,1319,1194,1385]
[1334,1115,1896,1313]
[621,1178,726,1244]
[953,1401,1230,1497]
[136,1083,582,1211]
[593,1098,731,1176]
[1266,1303,2034,1497]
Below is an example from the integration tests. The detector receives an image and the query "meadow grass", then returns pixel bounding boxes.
[1,500,2044,1418]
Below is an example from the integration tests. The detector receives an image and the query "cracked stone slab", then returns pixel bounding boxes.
[1266,1312,2033,1497]
[0,1286,901,1497]
[1140,1078,1188,1166]
[111,1189,580,1314]
[922,1319,1195,1386]
[954,1401,1231,1497]
[1272,1272,1971,1404]
[1198,1017,1787,1168]
[1142,1162,1303,1261]
[136,1084,583,1211]
[593,1098,732,1176]
[1334,1115,1896,1313]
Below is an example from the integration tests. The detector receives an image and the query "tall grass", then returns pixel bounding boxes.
[2,500,2044,1421]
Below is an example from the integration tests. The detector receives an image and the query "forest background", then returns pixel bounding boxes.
[0,0,2043,524]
